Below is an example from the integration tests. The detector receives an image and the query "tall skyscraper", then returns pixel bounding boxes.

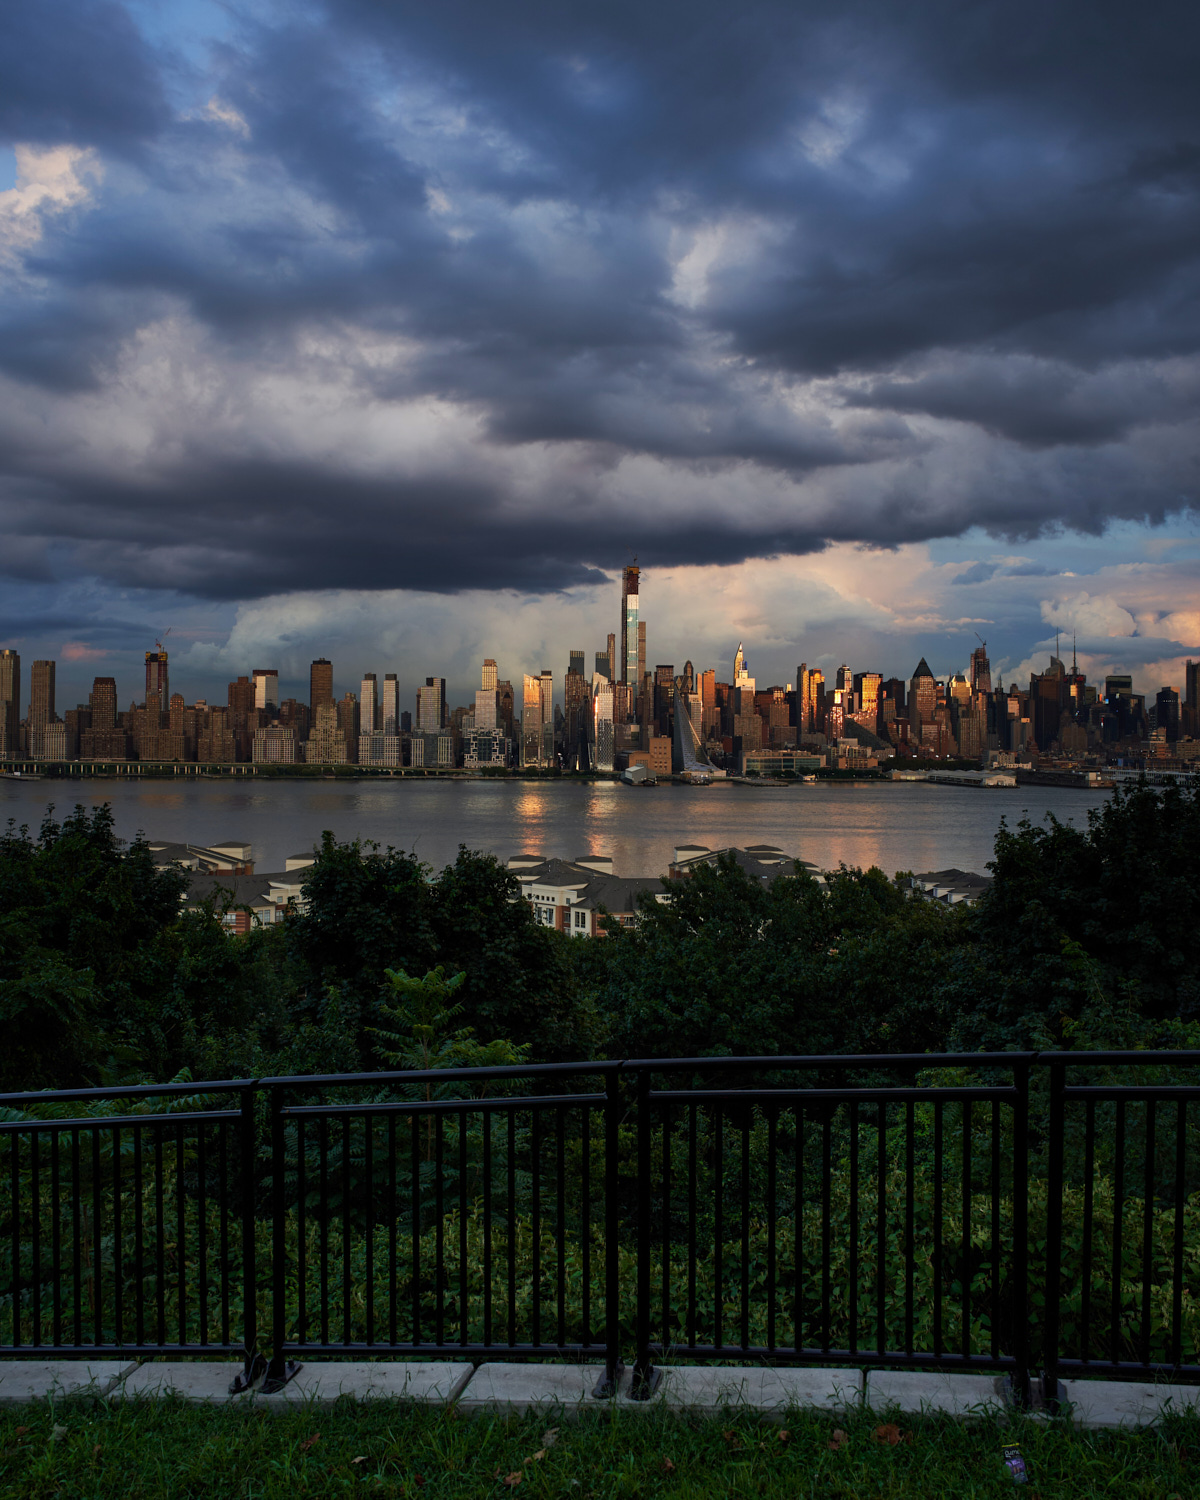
[482,658,498,692]
[564,651,588,768]
[310,658,333,711]
[417,676,445,734]
[970,642,992,695]
[607,633,617,684]
[621,564,640,684]
[909,658,937,734]
[253,668,280,713]
[360,673,379,732]
[382,674,399,734]
[539,669,555,763]
[522,673,545,767]
[1186,659,1199,738]
[733,643,755,693]
[0,649,18,759]
[29,660,55,729]
[145,647,169,707]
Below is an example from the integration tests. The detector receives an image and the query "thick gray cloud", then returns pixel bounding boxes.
[1,0,1198,603]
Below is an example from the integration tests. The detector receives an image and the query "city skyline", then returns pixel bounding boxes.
[2,2,1198,711]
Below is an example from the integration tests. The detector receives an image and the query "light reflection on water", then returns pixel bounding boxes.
[0,777,1113,878]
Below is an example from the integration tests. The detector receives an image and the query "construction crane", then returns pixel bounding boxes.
[155,627,172,653]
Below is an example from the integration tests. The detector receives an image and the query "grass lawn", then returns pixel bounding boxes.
[0,1391,1197,1498]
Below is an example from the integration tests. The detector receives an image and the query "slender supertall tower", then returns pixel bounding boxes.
[621,563,640,685]
[145,646,169,707]
[0,649,19,758]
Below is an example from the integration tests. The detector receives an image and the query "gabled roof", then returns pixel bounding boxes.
[912,657,935,680]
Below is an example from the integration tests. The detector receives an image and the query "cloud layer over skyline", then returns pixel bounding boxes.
[1,0,1198,705]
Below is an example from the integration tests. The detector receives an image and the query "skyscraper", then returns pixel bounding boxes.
[382,674,399,734]
[417,677,445,734]
[607,633,617,684]
[145,647,169,707]
[482,658,498,692]
[310,659,333,711]
[0,649,18,759]
[29,660,55,730]
[360,673,379,733]
[909,658,936,735]
[253,668,279,713]
[621,564,640,684]
[539,669,555,763]
[970,642,992,695]
[1186,660,1199,739]
[522,673,545,767]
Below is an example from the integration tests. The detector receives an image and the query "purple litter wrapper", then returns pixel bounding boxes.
[1002,1443,1028,1483]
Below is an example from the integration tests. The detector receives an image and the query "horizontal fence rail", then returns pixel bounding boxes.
[3,1053,1200,1408]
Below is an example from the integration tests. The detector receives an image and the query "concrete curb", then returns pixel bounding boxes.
[4,1360,1199,1428]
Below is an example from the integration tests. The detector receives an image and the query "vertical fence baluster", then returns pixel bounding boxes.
[30,1131,40,1347]
[961,1099,971,1361]
[1141,1099,1156,1369]
[50,1132,61,1348]
[1082,1099,1095,1366]
[484,1108,494,1348]
[1111,1098,1126,1368]
[904,1100,915,1359]
[531,1107,541,1349]
[687,1102,697,1349]
[933,1101,943,1361]
[197,1124,208,1346]
[740,1116,750,1354]
[1172,1100,1187,1371]
[112,1125,123,1349]
[876,1104,887,1359]
[458,1109,468,1348]
[714,1106,724,1353]
[766,1106,777,1354]
[554,1105,564,1349]
[821,1114,831,1354]
[1041,1062,1065,1406]
[435,1112,445,1350]
[507,1109,516,1347]
[582,1102,592,1350]
[849,1101,859,1357]
[219,1121,229,1349]
[176,1122,186,1349]
[989,1101,1000,1366]
[411,1109,421,1348]
[660,1102,670,1357]
[154,1129,165,1347]
[297,1117,306,1348]
[603,1070,620,1395]
[270,1086,287,1377]
[238,1088,256,1367]
[342,1114,352,1348]
[633,1069,653,1394]
[11,1132,21,1349]
[92,1127,104,1351]
[389,1113,398,1347]
[133,1126,143,1349]
[364,1114,374,1349]
[1010,1062,1030,1409]
[795,1106,805,1354]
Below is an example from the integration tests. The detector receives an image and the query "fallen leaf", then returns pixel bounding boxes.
[777,1429,790,1444]
[541,1427,560,1448]
[351,1457,368,1466]
[300,1433,321,1453]
[524,1450,547,1465]
[721,1429,743,1450]
[49,1425,68,1445]
[660,1457,676,1474]
[828,1428,850,1451]
[873,1424,904,1446]
[14,1427,29,1438]
[502,1472,523,1487]
[93,1445,102,1461]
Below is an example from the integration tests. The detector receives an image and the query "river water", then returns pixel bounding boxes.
[0,777,1112,879]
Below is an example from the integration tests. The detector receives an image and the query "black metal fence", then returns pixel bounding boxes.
[3,1053,1199,1406]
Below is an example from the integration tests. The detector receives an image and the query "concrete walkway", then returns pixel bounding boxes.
[2,1359,1198,1429]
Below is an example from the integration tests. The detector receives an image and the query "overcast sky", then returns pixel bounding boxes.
[2,0,1199,711]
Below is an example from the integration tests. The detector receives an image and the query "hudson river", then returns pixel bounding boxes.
[0,777,1112,879]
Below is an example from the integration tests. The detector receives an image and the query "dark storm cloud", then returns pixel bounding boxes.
[1,0,1199,600]
[1,2,168,153]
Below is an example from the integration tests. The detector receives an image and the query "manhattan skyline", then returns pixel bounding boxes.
[2,1,1198,708]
